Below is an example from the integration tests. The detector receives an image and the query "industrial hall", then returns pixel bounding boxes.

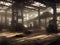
[0,0,60,45]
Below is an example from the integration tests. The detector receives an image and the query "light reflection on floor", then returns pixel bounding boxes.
[15,34,56,42]
[0,32,60,43]
[0,32,23,38]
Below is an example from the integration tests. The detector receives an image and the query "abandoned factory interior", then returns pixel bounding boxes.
[0,0,60,45]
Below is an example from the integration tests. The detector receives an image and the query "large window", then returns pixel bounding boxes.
[23,9,38,21]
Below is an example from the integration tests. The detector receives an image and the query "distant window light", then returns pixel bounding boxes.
[24,10,29,13]
[0,1,4,4]
[7,18,11,21]
[49,8,53,14]
[46,7,53,14]
[9,22,11,25]
[24,14,38,21]
[57,8,60,13]
[18,19,22,23]
[32,1,41,7]
[24,25,28,28]
[25,6,34,9]
[57,16,60,20]
[18,19,22,21]
[7,11,12,13]
[50,17,53,20]
[0,1,12,6]
[0,6,8,10]
[40,12,43,15]
[5,3,12,6]
[40,4,46,7]
[0,10,5,12]
[31,1,46,7]
[26,14,29,20]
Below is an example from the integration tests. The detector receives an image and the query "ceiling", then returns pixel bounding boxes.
[13,0,60,7]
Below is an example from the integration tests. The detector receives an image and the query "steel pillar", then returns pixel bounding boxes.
[11,2,18,26]
[52,3,57,33]
[38,8,40,28]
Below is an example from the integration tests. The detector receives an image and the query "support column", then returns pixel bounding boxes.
[45,18,47,27]
[21,8,24,24]
[20,3,24,25]
[5,10,7,26]
[1,13,2,24]
[12,3,18,26]
[38,8,40,28]
[52,3,57,33]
